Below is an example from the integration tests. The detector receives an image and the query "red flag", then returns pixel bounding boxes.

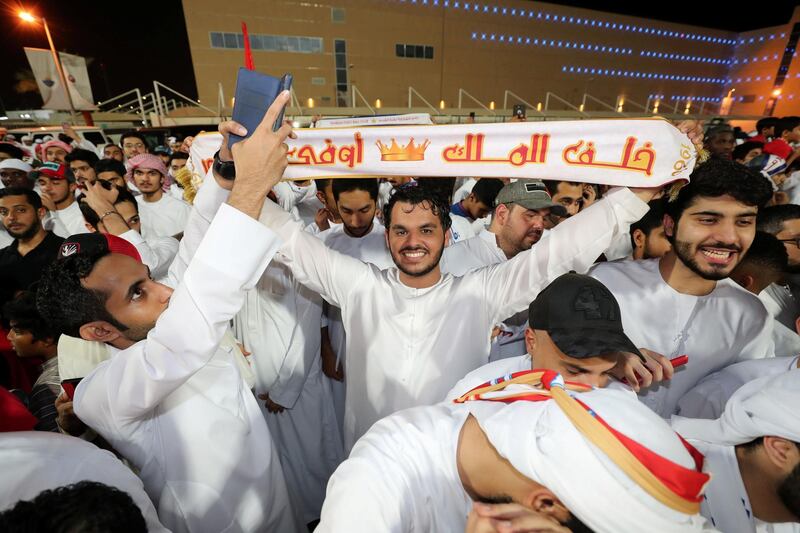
[242,22,255,70]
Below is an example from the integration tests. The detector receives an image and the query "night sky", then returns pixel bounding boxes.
[0,0,797,112]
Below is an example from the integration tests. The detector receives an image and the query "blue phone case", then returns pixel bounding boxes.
[227,68,293,149]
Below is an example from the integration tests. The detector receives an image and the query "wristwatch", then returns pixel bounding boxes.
[212,150,236,180]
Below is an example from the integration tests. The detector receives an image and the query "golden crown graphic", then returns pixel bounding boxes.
[375,138,431,161]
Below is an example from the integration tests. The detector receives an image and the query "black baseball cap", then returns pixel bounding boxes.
[57,233,141,262]
[528,272,643,360]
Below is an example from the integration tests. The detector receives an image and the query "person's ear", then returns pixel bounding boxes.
[79,321,123,344]
[632,228,646,250]
[443,227,451,248]
[762,436,800,475]
[738,274,756,293]
[316,191,327,207]
[37,207,47,220]
[663,214,675,238]
[523,487,571,524]
[495,204,509,224]
[524,327,537,355]
[85,222,98,233]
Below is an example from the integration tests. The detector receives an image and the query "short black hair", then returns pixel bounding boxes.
[756,117,778,134]
[3,290,59,343]
[629,199,667,249]
[732,141,764,162]
[757,204,800,235]
[543,180,580,196]
[0,187,43,210]
[332,178,379,202]
[65,148,99,166]
[314,178,331,193]
[665,158,773,224]
[415,177,456,205]
[470,178,505,207]
[704,124,734,143]
[80,185,138,229]
[36,248,128,338]
[119,131,149,150]
[383,182,452,231]
[775,117,800,139]
[94,158,127,177]
[739,231,788,273]
[0,481,147,533]
[168,151,189,164]
[0,143,24,160]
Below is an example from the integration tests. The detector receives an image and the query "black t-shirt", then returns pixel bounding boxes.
[0,231,64,305]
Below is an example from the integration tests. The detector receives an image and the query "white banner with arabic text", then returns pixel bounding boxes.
[189,119,696,187]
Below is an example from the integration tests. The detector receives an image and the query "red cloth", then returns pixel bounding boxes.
[749,134,767,143]
[764,138,793,160]
[0,386,38,432]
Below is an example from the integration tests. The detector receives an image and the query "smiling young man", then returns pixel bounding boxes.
[34,96,299,533]
[589,158,775,417]
[258,174,664,450]
[34,162,89,237]
[542,180,585,228]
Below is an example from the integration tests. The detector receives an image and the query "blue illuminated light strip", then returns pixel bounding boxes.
[470,32,632,54]
[732,53,781,65]
[639,50,730,65]
[398,0,737,45]
[647,94,723,104]
[563,66,728,85]
[737,32,787,45]
[732,75,774,83]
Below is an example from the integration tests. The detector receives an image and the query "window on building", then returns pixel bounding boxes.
[331,7,346,23]
[396,43,434,59]
[209,31,323,53]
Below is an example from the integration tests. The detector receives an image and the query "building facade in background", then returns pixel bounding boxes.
[181,0,800,117]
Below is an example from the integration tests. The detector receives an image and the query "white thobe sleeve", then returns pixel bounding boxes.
[118,230,178,282]
[163,170,230,287]
[258,198,373,308]
[75,204,281,423]
[479,187,649,322]
[42,210,71,238]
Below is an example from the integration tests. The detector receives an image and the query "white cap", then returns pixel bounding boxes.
[0,159,33,173]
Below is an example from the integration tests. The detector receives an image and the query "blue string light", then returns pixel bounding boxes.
[471,32,634,55]
[567,65,727,85]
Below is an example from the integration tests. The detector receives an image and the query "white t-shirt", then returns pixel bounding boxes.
[449,214,476,244]
[49,200,89,237]
[589,258,774,417]
[136,193,191,239]
[441,228,506,277]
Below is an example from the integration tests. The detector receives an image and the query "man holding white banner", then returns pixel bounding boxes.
[248,116,703,449]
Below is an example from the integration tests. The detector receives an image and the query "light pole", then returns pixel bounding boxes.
[18,11,77,121]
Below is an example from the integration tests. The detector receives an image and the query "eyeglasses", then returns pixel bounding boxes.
[123,143,145,149]
[779,238,800,248]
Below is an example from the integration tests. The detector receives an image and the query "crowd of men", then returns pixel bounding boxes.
[0,93,798,533]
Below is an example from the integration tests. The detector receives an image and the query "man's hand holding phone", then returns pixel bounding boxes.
[227,90,295,220]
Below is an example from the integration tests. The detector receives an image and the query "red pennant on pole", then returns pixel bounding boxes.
[242,22,255,70]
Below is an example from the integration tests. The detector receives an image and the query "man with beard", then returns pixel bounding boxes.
[0,159,33,189]
[589,158,775,417]
[630,199,672,260]
[34,162,89,237]
[0,188,63,307]
[65,148,99,189]
[258,178,660,450]
[41,140,72,164]
[441,180,565,276]
[103,143,124,162]
[672,371,800,533]
[35,96,299,532]
[441,180,567,361]
[318,178,392,435]
[542,180,585,228]
[757,204,800,334]
[128,154,190,239]
[703,125,736,160]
